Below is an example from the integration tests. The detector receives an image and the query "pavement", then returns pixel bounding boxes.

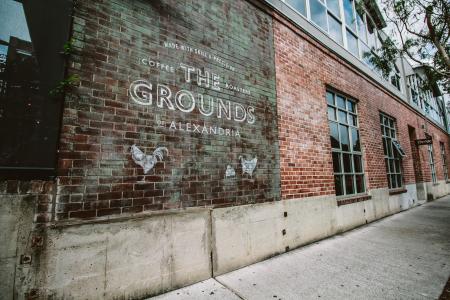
[150,196,450,300]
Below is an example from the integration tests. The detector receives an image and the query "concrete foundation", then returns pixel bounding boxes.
[2,181,448,299]
[0,195,36,300]
[42,211,211,299]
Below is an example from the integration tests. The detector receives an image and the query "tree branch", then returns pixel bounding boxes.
[425,5,450,70]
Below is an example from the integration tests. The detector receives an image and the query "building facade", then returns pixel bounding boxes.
[1,0,449,299]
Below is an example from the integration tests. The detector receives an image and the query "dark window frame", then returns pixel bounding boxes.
[380,113,403,189]
[440,142,448,182]
[327,90,366,197]
[428,143,437,183]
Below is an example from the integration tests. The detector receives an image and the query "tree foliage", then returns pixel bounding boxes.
[366,0,449,92]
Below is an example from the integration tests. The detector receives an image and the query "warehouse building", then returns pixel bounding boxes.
[1,0,449,298]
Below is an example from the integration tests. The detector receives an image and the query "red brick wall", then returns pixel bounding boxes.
[53,0,450,220]
[273,16,450,200]
[55,0,281,220]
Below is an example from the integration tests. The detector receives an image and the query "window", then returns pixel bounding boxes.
[310,0,328,30]
[346,30,359,57]
[285,0,307,16]
[343,0,359,57]
[428,144,437,183]
[390,66,401,91]
[283,0,391,76]
[327,0,340,16]
[357,12,367,43]
[328,13,343,44]
[440,142,448,181]
[343,0,356,31]
[408,75,419,106]
[367,19,377,49]
[0,0,73,178]
[380,114,403,189]
[328,91,365,196]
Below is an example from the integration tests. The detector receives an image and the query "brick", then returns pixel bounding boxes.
[69,210,96,219]
[97,208,121,217]
[47,0,449,222]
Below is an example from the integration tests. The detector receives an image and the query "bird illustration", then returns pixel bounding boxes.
[130,145,168,174]
[239,155,257,177]
[225,165,236,178]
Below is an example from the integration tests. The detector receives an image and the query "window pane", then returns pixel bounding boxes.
[345,175,355,194]
[347,100,355,112]
[340,125,350,151]
[327,0,340,17]
[328,106,336,120]
[343,153,352,173]
[353,154,362,172]
[332,152,341,173]
[310,0,328,30]
[330,122,340,148]
[389,159,395,173]
[335,175,344,195]
[351,128,360,151]
[360,41,371,63]
[348,114,357,126]
[338,109,347,123]
[346,30,358,56]
[386,138,392,156]
[337,95,346,109]
[396,174,402,187]
[367,20,376,49]
[356,175,364,193]
[328,14,343,44]
[286,0,306,16]
[343,0,356,30]
[327,91,334,105]
[390,174,397,188]
[357,13,367,42]
[395,159,401,174]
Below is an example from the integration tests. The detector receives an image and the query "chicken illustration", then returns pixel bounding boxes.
[130,145,168,174]
[239,155,257,177]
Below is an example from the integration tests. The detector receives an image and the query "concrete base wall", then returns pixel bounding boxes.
[4,182,447,299]
[0,195,36,300]
[213,184,419,276]
[425,180,450,200]
[31,211,212,299]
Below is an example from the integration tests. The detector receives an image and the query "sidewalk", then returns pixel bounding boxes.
[150,196,450,300]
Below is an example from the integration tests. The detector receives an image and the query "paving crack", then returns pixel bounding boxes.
[213,277,247,300]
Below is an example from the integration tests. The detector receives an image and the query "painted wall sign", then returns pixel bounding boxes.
[130,145,168,174]
[225,165,236,178]
[122,0,280,206]
[239,155,258,177]
[415,138,433,146]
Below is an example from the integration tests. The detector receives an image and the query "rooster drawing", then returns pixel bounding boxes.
[130,145,168,174]
[239,155,257,177]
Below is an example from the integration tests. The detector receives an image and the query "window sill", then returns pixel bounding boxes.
[389,188,407,196]
[337,194,372,206]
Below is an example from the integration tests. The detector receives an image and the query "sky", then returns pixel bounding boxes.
[0,0,31,44]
